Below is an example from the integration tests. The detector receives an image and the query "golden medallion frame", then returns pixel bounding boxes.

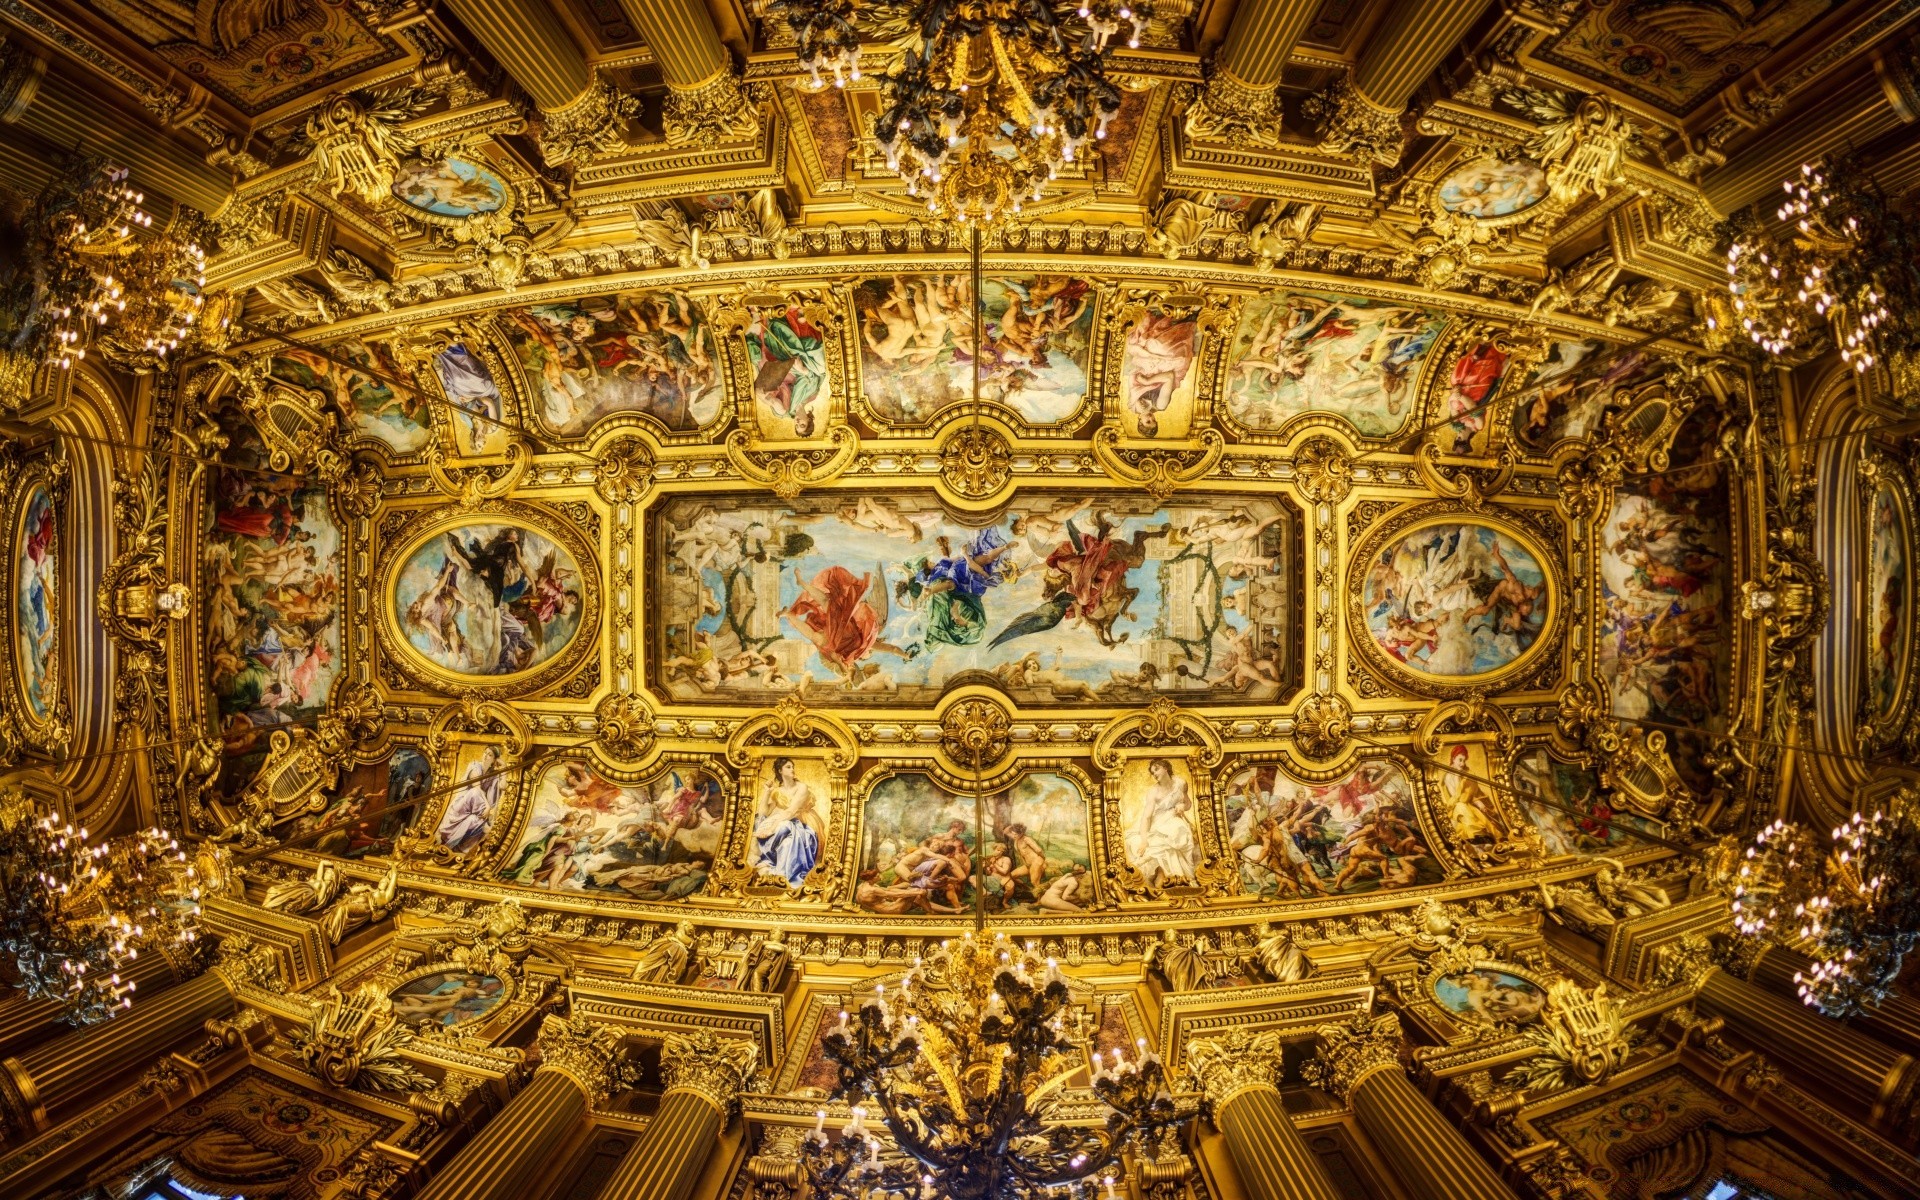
[1345,501,1565,697]
[374,500,601,699]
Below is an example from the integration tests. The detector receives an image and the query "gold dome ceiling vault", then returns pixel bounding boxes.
[2,1,1920,1199]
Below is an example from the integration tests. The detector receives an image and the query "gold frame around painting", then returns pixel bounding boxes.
[0,456,67,754]
[1345,501,1566,698]
[1857,450,1919,752]
[374,500,602,700]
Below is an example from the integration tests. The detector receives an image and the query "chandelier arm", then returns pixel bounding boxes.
[869,1080,955,1168]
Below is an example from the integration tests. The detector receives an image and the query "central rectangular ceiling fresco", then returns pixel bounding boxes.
[652,490,1294,705]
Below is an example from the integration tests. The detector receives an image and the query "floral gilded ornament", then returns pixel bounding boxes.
[803,931,1198,1200]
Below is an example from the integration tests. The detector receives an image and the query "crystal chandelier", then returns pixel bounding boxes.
[802,930,1196,1200]
[26,162,208,370]
[1722,160,1919,374]
[0,790,204,1024]
[1727,791,1920,1017]
[772,1,1148,225]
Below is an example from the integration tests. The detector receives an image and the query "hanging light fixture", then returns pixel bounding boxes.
[801,930,1197,1200]
[24,162,208,371]
[771,1,1148,225]
[1727,789,1920,1017]
[0,790,204,1024]
[1721,159,1919,374]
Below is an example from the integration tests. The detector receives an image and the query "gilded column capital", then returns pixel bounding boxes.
[661,1029,758,1112]
[1185,1028,1287,1107]
[1301,1012,1404,1100]
[0,35,48,124]
[662,71,767,149]
[1304,76,1405,166]
[1653,933,1722,992]
[538,77,640,167]
[1182,70,1285,149]
[535,1014,630,1103]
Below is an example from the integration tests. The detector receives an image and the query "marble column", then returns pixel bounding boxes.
[1697,967,1919,1125]
[0,942,274,1137]
[599,1030,758,1200]
[0,40,232,215]
[1702,68,1914,215]
[418,1015,630,1200]
[1310,0,1491,163]
[441,0,635,165]
[1306,1013,1520,1200]
[1184,0,1320,146]
[1186,1030,1341,1200]
[617,0,761,147]
[0,951,189,1057]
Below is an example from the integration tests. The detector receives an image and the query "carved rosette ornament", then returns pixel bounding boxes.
[662,73,767,148]
[940,697,1012,769]
[1294,436,1353,504]
[535,1014,631,1103]
[1292,693,1351,761]
[660,1030,759,1111]
[538,79,640,167]
[1181,71,1284,149]
[1300,1012,1404,1100]
[939,425,1012,500]
[1305,77,1405,166]
[595,692,655,761]
[594,436,656,506]
[1184,1029,1287,1106]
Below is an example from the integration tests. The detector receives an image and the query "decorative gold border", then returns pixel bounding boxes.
[1857,452,1918,750]
[374,500,601,699]
[1345,502,1565,697]
[5,463,63,747]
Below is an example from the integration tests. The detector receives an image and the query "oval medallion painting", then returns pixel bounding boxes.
[391,157,509,219]
[1436,158,1548,219]
[1434,968,1546,1025]
[393,523,584,678]
[15,484,55,721]
[388,970,508,1029]
[1867,477,1911,720]
[1362,521,1550,679]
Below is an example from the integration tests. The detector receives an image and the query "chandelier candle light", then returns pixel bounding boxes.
[774,1,1148,225]
[802,930,1196,1199]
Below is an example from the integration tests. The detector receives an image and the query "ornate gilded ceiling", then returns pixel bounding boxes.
[3,0,1913,944]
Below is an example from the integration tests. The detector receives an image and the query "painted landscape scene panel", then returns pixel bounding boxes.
[502,291,724,436]
[499,760,726,901]
[1362,522,1549,678]
[654,491,1291,705]
[393,522,584,678]
[206,403,341,793]
[1223,292,1444,436]
[1222,760,1443,898]
[15,483,55,721]
[852,274,1096,425]
[857,772,1092,916]
[1867,478,1910,720]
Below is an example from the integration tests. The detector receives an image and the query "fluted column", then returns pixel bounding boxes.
[441,0,635,165]
[1702,68,1915,215]
[618,0,761,147]
[600,1030,758,1200]
[1306,1014,1520,1200]
[1730,941,1920,1056]
[1187,1031,1340,1200]
[418,1015,628,1200]
[0,942,274,1137]
[0,950,188,1057]
[1309,0,1491,163]
[1697,967,1920,1124]
[1185,0,1320,146]
[0,41,232,215]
